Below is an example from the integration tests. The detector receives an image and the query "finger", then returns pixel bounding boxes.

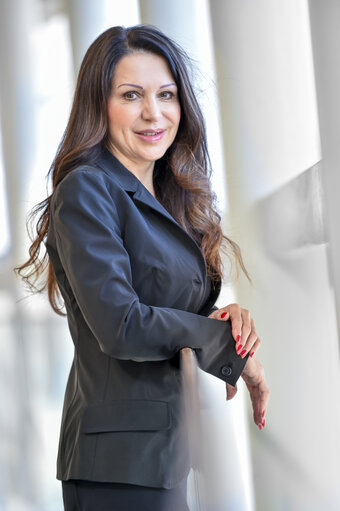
[253,382,270,428]
[220,310,230,320]
[226,382,238,401]
[235,309,251,355]
[215,308,230,320]
[249,337,261,358]
[207,307,229,320]
[240,320,260,358]
[238,330,257,358]
[238,309,251,354]
[227,304,243,343]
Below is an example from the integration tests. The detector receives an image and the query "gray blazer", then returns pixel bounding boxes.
[45,147,247,489]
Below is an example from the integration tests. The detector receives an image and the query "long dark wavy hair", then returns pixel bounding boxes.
[14,24,251,316]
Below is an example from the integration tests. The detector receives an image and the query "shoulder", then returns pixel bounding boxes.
[50,165,126,235]
[54,165,110,193]
[51,165,124,211]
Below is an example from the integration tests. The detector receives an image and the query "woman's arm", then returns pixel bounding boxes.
[209,308,269,427]
[49,168,247,386]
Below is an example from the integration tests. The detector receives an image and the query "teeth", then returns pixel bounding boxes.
[140,132,161,135]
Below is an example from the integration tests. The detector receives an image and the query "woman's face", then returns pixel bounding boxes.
[107,52,181,172]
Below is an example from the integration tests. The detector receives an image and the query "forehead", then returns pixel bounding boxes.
[112,52,176,87]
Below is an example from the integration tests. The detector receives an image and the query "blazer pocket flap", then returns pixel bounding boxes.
[81,399,171,433]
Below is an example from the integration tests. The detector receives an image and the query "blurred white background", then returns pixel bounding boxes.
[1,0,340,509]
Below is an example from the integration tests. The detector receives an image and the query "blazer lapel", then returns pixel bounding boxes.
[134,185,222,312]
[133,186,207,277]
[95,148,222,308]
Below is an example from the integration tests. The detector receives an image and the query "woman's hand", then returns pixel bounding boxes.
[209,303,269,428]
[225,356,269,428]
[208,303,261,359]
[241,355,269,429]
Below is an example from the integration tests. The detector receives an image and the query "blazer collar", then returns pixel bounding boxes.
[96,147,140,193]
[96,148,188,232]
[95,147,222,306]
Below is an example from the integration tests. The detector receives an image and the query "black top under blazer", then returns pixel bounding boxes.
[45,147,247,489]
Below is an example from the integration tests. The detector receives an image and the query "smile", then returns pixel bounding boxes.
[135,130,166,142]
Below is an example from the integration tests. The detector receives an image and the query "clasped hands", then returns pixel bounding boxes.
[208,303,270,430]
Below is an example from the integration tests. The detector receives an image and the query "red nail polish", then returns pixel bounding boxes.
[250,351,255,357]
[221,312,228,318]
[236,344,243,353]
[236,334,241,343]
[240,349,247,358]
[262,419,266,427]
[262,410,265,418]
[259,424,262,430]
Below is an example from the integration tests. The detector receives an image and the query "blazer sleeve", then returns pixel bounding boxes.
[51,168,247,386]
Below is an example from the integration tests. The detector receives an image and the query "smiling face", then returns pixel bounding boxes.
[106,52,181,173]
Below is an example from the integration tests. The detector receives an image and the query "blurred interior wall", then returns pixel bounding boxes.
[308,0,340,334]
[209,0,340,509]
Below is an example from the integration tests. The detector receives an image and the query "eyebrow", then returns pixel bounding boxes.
[117,82,177,89]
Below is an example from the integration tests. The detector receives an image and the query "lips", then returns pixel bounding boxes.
[134,129,166,142]
[135,129,165,135]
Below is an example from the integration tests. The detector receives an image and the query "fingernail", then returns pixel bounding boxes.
[259,424,262,430]
[221,312,228,318]
[250,351,255,358]
[262,419,266,427]
[262,410,265,418]
[236,334,241,343]
[240,349,247,358]
[236,344,243,354]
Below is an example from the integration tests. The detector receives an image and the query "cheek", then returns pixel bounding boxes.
[107,102,132,133]
[173,104,181,127]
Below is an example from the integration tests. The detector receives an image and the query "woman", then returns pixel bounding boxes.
[15,24,269,511]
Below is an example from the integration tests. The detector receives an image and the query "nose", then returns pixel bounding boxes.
[141,95,162,121]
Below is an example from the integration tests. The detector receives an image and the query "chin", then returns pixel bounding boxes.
[141,149,167,161]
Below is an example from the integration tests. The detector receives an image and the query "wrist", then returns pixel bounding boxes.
[242,356,263,385]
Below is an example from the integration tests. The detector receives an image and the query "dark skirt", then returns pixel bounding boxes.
[62,478,190,511]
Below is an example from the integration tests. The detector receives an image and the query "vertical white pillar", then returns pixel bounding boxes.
[0,0,40,506]
[66,0,140,73]
[210,0,340,509]
[308,0,340,335]
[0,0,35,267]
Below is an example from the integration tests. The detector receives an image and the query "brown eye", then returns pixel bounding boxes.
[160,91,174,99]
[123,91,138,100]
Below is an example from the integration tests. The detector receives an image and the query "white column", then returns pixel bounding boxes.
[210,0,340,509]
[0,0,41,507]
[66,0,140,73]
[308,0,340,336]
[0,0,35,269]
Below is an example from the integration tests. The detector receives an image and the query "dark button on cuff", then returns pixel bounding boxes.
[221,365,232,377]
